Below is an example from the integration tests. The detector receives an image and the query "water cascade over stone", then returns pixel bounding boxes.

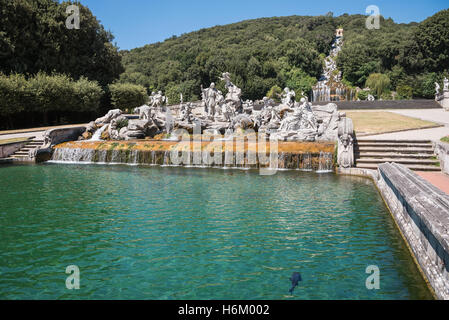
[50,147,334,172]
[89,124,108,141]
[312,29,356,102]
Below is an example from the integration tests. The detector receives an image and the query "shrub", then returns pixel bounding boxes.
[72,77,103,113]
[115,117,129,131]
[0,73,28,116]
[109,83,147,111]
[365,73,391,98]
[396,85,413,99]
[266,85,283,102]
[0,72,105,128]
[357,90,369,100]
[380,92,393,100]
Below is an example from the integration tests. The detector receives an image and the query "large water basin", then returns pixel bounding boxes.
[0,164,432,299]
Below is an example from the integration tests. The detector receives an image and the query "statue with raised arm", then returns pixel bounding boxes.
[220,72,243,113]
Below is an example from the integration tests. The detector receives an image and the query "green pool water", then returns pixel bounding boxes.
[0,164,432,299]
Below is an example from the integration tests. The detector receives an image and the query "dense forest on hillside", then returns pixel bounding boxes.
[120,10,449,102]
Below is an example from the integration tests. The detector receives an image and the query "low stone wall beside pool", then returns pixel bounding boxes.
[375,162,449,300]
[434,141,449,175]
[0,139,29,158]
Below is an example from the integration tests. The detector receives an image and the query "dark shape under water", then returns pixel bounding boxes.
[289,272,302,294]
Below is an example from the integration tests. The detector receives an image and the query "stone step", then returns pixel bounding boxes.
[355,152,435,159]
[355,147,435,154]
[356,163,440,171]
[356,139,432,144]
[10,154,30,159]
[13,151,30,155]
[356,158,439,165]
[356,142,433,148]
[0,157,16,163]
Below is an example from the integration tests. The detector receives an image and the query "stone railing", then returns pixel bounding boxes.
[33,126,86,162]
[0,139,31,158]
[376,162,449,299]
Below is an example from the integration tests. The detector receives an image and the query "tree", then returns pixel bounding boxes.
[365,73,391,98]
[397,85,413,100]
[266,85,283,102]
[283,67,317,99]
[0,73,29,127]
[0,0,123,85]
[406,9,449,72]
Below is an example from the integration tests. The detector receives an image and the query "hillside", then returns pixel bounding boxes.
[120,10,449,102]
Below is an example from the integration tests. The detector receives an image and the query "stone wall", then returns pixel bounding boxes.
[0,140,29,158]
[43,126,86,148]
[434,141,449,175]
[34,126,86,163]
[314,99,442,110]
[375,163,449,300]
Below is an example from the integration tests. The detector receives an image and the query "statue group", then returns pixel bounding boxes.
[89,72,347,142]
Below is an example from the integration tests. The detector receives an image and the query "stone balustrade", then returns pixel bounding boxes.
[376,162,449,299]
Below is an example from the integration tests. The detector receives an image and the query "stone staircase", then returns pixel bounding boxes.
[9,138,44,162]
[355,139,441,171]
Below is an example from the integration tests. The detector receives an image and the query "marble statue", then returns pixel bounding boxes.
[280,87,296,107]
[135,105,154,120]
[220,72,243,113]
[94,109,123,126]
[444,78,449,91]
[435,82,441,95]
[337,117,354,168]
[151,91,167,111]
[178,102,195,123]
[201,83,220,119]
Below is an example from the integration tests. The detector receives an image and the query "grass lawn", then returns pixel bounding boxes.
[345,111,441,136]
[0,137,31,145]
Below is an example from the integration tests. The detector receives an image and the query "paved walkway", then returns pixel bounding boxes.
[0,123,87,141]
[363,108,449,141]
[416,171,449,195]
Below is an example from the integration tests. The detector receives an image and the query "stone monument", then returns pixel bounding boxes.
[436,78,449,111]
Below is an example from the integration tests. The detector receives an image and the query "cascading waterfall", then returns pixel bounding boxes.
[300,153,313,171]
[317,151,334,173]
[50,147,334,172]
[311,32,355,103]
[89,124,108,142]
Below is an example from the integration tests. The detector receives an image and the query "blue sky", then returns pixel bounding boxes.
[77,0,448,50]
